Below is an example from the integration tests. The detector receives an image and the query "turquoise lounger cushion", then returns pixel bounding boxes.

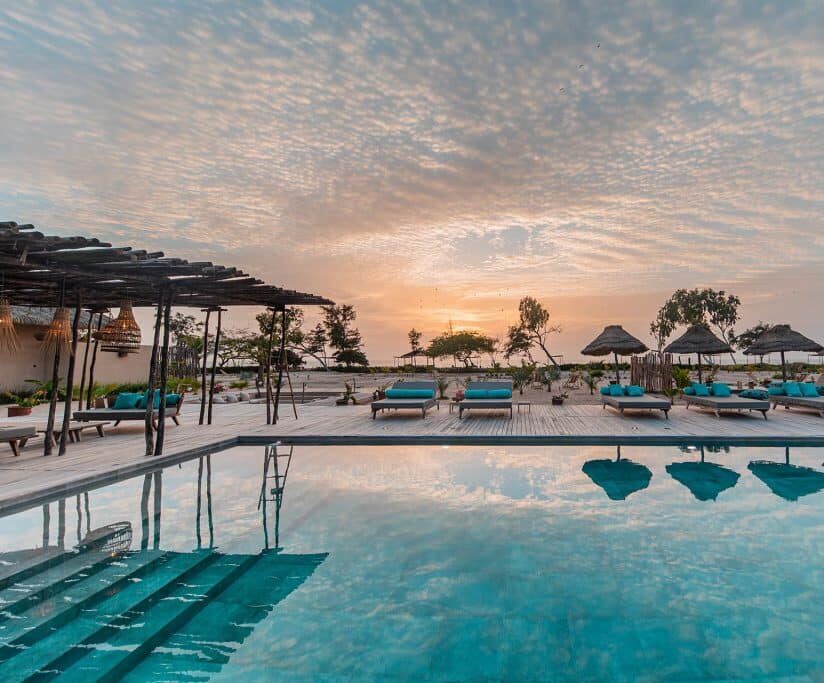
[165,393,181,406]
[487,389,512,399]
[608,384,624,397]
[800,383,819,398]
[599,386,611,396]
[683,386,695,395]
[136,389,162,410]
[385,388,435,399]
[464,389,487,399]
[818,386,824,396]
[784,382,802,397]
[693,384,710,397]
[768,385,785,396]
[741,389,768,400]
[711,383,731,397]
[626,385,644,397]
[113,392,142,410]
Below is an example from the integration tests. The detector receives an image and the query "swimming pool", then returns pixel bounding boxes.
[1,442,823,681]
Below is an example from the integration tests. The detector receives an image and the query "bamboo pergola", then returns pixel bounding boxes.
[0,221,333,456]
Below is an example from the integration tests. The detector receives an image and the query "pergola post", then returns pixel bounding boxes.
[154,292,173,456]
[58,298,82,456]
[44,286,66,457]
[207,308,223,425]
[273,307,287,424]
[265,308,276,424]
[77,312,93,412]
[198,309,211,426]
[85,312,103,409]
[145,293,165,456]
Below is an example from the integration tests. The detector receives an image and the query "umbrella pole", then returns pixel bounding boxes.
[780,351,786,382]
[614,352,620,384]
[697,353,702,383]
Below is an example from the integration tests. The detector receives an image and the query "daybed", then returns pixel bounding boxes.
[768,382,824,417]
[599,384,670,418]
[458,380,513,419]
[683,383,769,419]
[371,381,437,419]
[74,391,184,429]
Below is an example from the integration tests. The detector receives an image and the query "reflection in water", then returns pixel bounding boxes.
[259,443,293,551]
[582,446,652,500]
[748,461,824,501]
[667,445,740,501]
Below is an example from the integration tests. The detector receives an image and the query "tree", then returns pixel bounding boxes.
[321,304,368,367]
[408,328,423,353]
[733,322,773,362]
[256,308,330,369]
[428,330,496,367]
[169,313,203,377]
[504,296,561,367]
[651,288,741,361]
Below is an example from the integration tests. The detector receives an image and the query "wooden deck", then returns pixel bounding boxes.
[1,399,823,515]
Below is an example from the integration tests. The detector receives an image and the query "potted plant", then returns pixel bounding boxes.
[8,395,40,417]
[551,391,568,406]
[336,382,356,406]
[435,377,450,400]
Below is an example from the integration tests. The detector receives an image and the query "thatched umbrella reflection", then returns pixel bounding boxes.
[664,324,731,383]
[666,445,739,501]
[581,325,649,383]
[748,446,824,501]
[583,446,652,500]
[744,324,823,382]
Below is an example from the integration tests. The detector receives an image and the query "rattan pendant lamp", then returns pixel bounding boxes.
[0,274,21,353]
[95,301,142,354]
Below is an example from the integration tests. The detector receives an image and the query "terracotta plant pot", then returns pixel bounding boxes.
[551,397,565,406]
[8,406,32,417]
[95,398,107,409]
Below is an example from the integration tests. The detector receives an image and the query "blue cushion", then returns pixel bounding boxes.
[740,389,768,400]
[165,393,181,406]
[711,383,731,397]
[599,386,611,396]
[385,388,435,399]
[113,392,141,410]
[626,385,644,397]
[136,389,161,410]
[608,384,624,397]
[768,385,785,396]
[487,389,512,399]
[799,383,818,398]
[784,382,802,397]
[463,389,488,399]
[683,386,695,395]
[693,384,710,397]
[818,386,824,396]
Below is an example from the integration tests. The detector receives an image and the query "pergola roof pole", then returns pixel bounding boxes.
[77,313,93,412]
[265,308,276,425]
[58,296,82,456]
[273,307,287,424]
[144,293,164,456]
[207,308,223,425]
[154,291,173,456]
[43,283,66,457]
[198,309,211,426]
[85,312,103,409]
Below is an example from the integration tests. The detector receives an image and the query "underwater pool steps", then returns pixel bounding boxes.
[0,550,218,682]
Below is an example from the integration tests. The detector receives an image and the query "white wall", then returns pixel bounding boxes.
[0,324,153,392]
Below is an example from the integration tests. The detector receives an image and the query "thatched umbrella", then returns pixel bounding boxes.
[664,324,731,383]
[743,324,823,382]
[581,325,648,383]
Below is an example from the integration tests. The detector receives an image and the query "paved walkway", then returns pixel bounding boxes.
[1,399,823,514]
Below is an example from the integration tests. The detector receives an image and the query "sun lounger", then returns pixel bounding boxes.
[770,394,824,417]
[601,393,670,418]
[684,394,769,419]
[371,381,437,419]
[1,426,37,457]
[74,393,184,429]
[38,420,110,446]
[458,381,513,419]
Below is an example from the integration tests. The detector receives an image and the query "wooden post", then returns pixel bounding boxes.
[613,351,620,383]
[265,308,276,424]
[58,299,82,456]
[77,313,93,412]
[697,352,703,383]
[154,293,173,456]
[780,350,787,382]
[198,309,211,425]
[207,309,223,425]
[145,293,165,456]
[85,312,103,409]
[273,308,287,423]
[44,287,66,457]
[152,470,162,549]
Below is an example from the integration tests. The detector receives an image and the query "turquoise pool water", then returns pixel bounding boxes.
[1,443,824,681]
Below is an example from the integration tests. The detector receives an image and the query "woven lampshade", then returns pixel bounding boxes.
[95,302,141,353]
[41,307,72,354]
[0,298,21,353]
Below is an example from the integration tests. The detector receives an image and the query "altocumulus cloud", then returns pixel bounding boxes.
[1,0,823,356]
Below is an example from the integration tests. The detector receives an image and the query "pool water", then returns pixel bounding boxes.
[1,443,824,681]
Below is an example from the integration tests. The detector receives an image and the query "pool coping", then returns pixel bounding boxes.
[1,432,823,517]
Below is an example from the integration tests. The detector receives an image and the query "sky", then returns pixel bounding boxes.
[2,0,823,364]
